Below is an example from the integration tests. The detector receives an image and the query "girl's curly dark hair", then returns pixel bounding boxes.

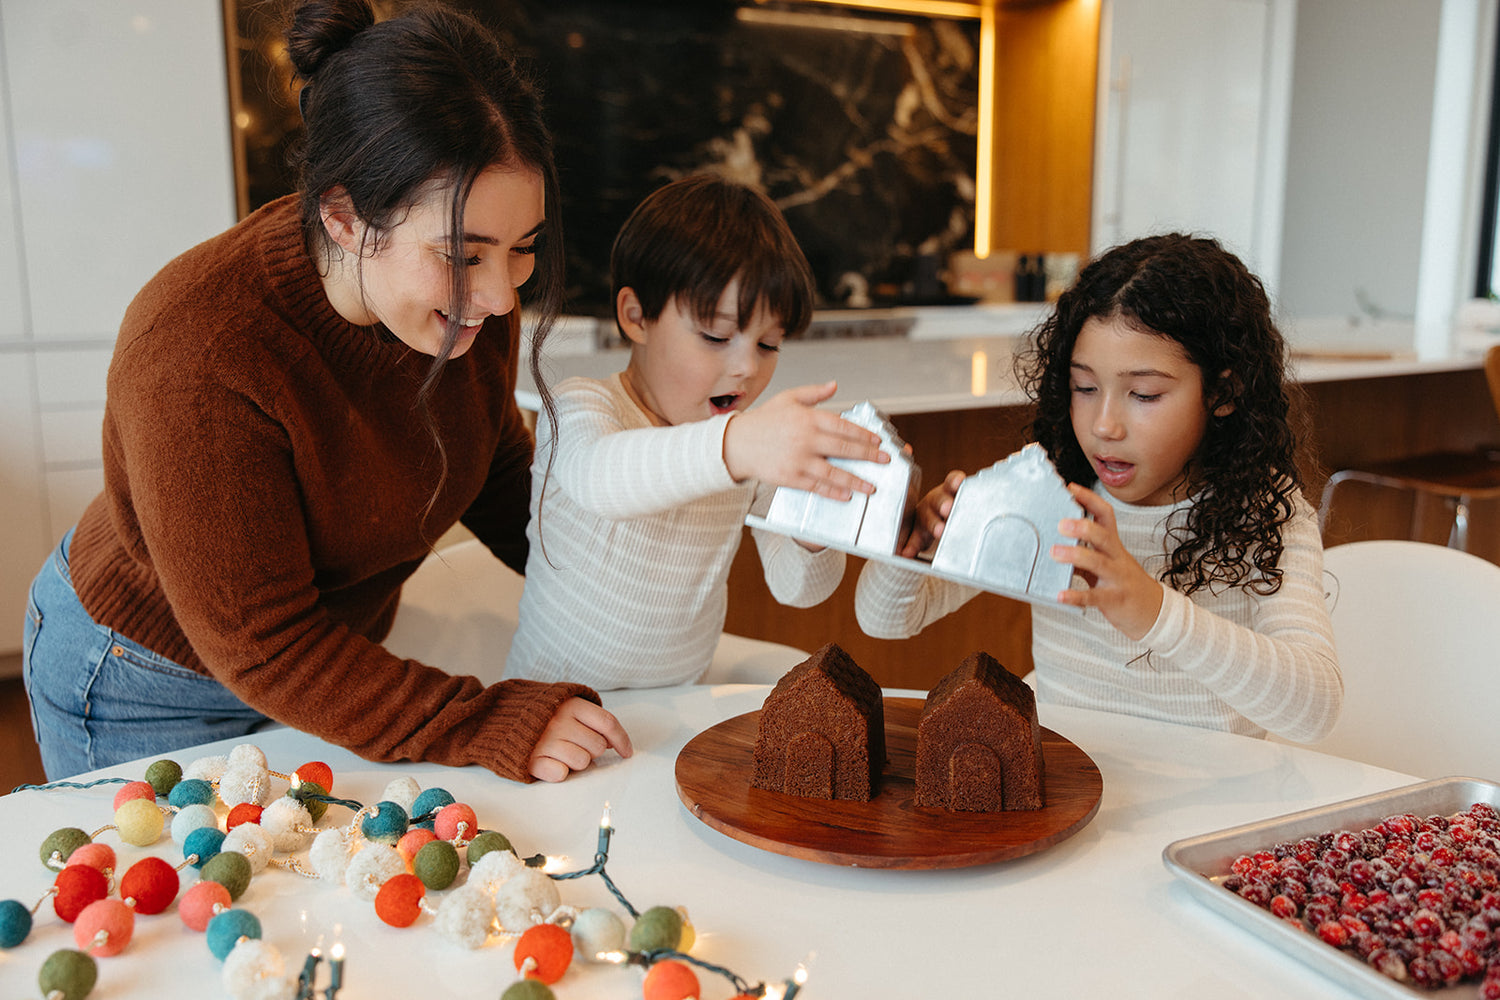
[1016,233,1313,596]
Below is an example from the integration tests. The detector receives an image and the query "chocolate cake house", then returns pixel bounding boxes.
[929,443,1083,601]
[762,401,919,556]
[752,642,886,802]
[915,651,1044,812]
[752,404,1082,606]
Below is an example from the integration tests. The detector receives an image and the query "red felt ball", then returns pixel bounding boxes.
[64,842,117,874]
[226,803,264,830]
[112,780,157,810]
[119,856,180,915]
[374,872,426,928]
[74,898,135,956]
[397,828,438,866]
[294,761,334,794]
[179,879,232,932]
[53,864,109,923]
[434,803,479,841]
[642,959,700,1000]
[513,923,573,985]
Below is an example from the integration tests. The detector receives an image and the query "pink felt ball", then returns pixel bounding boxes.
[179,879,232,932]
[74,898,135,957]
[434,803,479,841]
[397,828,439,866]
[119,856,180,915]
[642,959,700,1000]
[64,842,117,874]
[53,865,109,923]
[112,780,157,811]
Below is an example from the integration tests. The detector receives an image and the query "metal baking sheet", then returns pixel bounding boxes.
[1163,777,1500,999]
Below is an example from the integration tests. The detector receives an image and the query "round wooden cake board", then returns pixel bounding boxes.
[675,697,1103,869]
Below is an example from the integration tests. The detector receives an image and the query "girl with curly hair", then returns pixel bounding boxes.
[855,233,1341,743]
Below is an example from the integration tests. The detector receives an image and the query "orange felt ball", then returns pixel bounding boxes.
[119,856,180,915]
[179,879,232,932]
[375,873,426,928]
[53,864,109,922]
[64,842,117,874]
[74,898,135,956]
[112,780,156,810]
[642,959,700,1000]
[294,761,334,794]
[513,923,573,985]
[226,803,264,830]
[397,828,439,865]
[434,803,479,841]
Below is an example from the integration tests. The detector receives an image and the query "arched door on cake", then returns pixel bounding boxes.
[948,741,1003,812]
[782,732,834,798]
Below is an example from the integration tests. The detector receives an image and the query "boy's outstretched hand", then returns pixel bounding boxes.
[528,697,634,782]
[723,380,887,500]
[1051,483,1164,640]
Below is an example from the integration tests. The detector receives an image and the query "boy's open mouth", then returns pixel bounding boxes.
[710,394,739,412]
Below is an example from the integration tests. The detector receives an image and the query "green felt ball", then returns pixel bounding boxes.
[291,780,329,823]
[40,828,92,871]
[629,905,684,953]
[413,839,460,890]
[361,801,410,845]
[467,830,514,865]
[205,908,261,960]
[200,850,253,901]
[500,980,555,1000]
[37,948,97,1000]
[144,759,183,797]
[0,898,33,948]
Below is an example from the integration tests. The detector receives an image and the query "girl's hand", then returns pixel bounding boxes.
[528,698,634,782]
[898,469,966,558]
[723,381,887,500]
[1051,483,1164,640]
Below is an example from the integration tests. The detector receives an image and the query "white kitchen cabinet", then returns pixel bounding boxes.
[0,1,236,656]
[1091,0,1294,290]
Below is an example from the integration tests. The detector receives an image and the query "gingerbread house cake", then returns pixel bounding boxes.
[915,651,1044,812]
[752,642,886,802]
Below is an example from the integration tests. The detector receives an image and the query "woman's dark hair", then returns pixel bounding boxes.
[1016,232,1313,596]
[285,0,564,514]
[610,173,815,338]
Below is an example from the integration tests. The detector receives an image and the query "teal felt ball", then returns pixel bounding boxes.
[413,839,460,890]
[39,828,91,871]
[361,801,410,844]
[144,759,183,797]
[37,948,97,1000]
[200,850,253,901]
[205,908,261,960]
[167,778,216,809]
[0,898,33,948]
[183,826,226,868]
[410,787,454,827]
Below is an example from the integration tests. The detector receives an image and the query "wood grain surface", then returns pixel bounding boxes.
[674,697,1102,869]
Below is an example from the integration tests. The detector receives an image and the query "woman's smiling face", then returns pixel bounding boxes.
[323,165,545,358]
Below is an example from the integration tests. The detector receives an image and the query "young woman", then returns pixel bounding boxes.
[857,233,1342,744]
[22,0,628,782]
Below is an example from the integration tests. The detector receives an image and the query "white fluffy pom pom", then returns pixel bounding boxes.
[379,776,421,813]
[171,803,220,844]
[309,826,357,883]
[222,938,295,1000]
[222,822,274,874]
[185,754,229,784]
[259,798,314,853]
[435,885,497,949]
[227,744,269,770]
[345,842,405,902]
[468,847,525,893]
[219,764,272,808]
[494,868,562,933]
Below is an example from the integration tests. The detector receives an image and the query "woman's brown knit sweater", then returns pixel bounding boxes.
[68,195,597,780]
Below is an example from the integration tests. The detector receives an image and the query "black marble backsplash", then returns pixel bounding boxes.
[231,0,979,315]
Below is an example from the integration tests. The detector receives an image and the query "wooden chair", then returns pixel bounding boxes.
[384,538,808,686]
[1317,539,1500,779]
[1318,344,1500,550]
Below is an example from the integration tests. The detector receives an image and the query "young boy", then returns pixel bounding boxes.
[505,174,885,688]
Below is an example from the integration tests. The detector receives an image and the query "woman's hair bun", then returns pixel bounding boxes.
[285,0,377,81]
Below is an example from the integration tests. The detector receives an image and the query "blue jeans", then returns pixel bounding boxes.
[22,528,273,780]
